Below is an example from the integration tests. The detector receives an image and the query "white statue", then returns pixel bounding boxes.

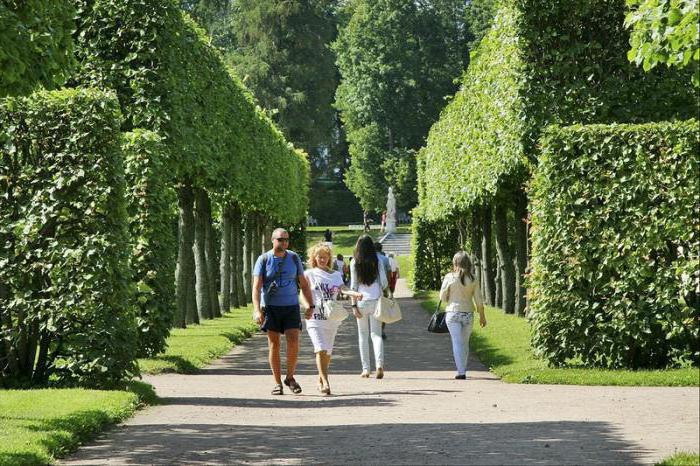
[385,187,397,234]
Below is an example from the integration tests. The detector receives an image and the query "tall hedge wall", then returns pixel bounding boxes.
[0,1,75,97]
[122,130,177,357]
[529,120,699,369]
[0,89,137,387]
[419,0,697,220]
[73,0,308,222]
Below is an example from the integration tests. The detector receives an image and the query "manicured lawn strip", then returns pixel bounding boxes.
[656,452,700,465]
[418,291,699,386]
[0,382,155,466]
[138,307,258,375]
[306,226,382,257]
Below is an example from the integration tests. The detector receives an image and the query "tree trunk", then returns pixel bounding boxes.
[494,255,502,308]
[219,205,231,313]
[243,213,254,302]
[469,209,483,300]
[193,188,212,320]
[176,182,197,327]
[481,205,496,306]
[494,202,516,313]
[514,190,529,316]
[231,205,246,307]
[203,193,221,318]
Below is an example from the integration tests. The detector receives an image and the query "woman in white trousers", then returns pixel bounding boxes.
[350,235,388,379]
[439,251,487,379]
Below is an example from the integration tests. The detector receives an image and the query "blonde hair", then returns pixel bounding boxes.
[452,251,474,285]
[307,242,332,269]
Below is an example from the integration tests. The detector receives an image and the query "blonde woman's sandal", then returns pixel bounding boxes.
[284,377,302,394]
[271,384,283,395]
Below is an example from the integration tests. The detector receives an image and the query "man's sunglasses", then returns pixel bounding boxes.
[274,237,290,242]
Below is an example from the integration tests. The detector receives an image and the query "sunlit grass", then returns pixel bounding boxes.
[419,290,700,386]
[138,307,258,375]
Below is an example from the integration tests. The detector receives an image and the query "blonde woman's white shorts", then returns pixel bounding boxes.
[305,321,341,354]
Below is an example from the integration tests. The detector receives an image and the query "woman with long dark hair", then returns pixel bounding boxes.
[350,235,388,378]
[439,251,487,379]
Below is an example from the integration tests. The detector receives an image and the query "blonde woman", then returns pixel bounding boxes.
[439,251,487,379]
[302,243,363,395]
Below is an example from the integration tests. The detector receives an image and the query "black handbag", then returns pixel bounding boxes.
[427,300,449,333]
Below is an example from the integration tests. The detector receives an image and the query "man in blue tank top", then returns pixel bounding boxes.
[252,228,314,395]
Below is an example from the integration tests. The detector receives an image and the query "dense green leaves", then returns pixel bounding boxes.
[0,1,76,96]
[420,0,697,221]
[0,89,137,387]
[122,130,177,357]
[625,0,700,86]
[529,121,699,369]
[334,0,465,212]
[73,0,309,223]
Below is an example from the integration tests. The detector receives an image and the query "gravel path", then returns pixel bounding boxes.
[63,280,699,465]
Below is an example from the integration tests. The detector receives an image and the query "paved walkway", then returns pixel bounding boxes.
[64,280,699,465]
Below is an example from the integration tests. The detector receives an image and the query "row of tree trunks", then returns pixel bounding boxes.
[219,206,232,312]
[467,190,529,316]
[176,181,197,327]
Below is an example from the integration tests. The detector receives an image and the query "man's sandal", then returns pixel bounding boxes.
[271,384,283,395]
[284,377,302,394]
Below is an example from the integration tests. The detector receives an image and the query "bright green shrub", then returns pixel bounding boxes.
[420,0,697,221]
[122,130,177,357]
[0,1,75,96]
[529,120,700,369]
[0,88,137,387]
[73,0,308,222]
[411,212,460,291]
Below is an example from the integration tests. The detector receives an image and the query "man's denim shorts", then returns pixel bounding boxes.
[261,304,302,333]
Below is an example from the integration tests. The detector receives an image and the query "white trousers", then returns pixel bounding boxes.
[356,299,384,371]
[446,312,474,375]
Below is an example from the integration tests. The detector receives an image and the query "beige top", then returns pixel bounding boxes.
[439,272,483,313]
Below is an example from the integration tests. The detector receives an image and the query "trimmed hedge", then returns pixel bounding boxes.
[122,130,177,357]
[0,88,137,387]
[73,0,308,222]
[529,120,700,369]
[0,1,75,96]
[419,0,697,220]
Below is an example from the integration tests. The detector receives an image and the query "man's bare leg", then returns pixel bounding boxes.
[267,331,282,384]
[284,328,300,379]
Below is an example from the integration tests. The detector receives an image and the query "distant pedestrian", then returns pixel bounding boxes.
[335,254,349,286]
[252,228,315,395]
[387,252,399,298]
[439,251,487,380]
[375,241,392,340]
[350,235,389,379]
[323,228,333,244]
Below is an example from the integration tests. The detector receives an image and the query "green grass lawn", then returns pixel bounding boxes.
[138,306,258,374]
[0,382,155,466]
[306,225,412,260]
[656,452,700,466]
[418,290,700,386]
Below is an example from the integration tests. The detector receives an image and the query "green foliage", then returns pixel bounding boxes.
[410,212,460,291]
[464,0,497,53]
[625,0,700,86]
[0,1,76,97]
[420,0,697,221]
[0,88,137,387]
[122,130,177,357]
[334,0,465,212]
[419,291,699,386]
[656,452,700,466]
[227,0,338,157]
[529,120,699,369]
[308,179,364,225]
[73,0,308,223]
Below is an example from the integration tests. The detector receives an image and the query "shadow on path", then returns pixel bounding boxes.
[63,421,648,465]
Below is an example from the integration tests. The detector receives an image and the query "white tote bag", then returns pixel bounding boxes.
[322,299,348,322]
[374,296,402,324]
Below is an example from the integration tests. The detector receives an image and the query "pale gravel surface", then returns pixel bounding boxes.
[63,279,699,465]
